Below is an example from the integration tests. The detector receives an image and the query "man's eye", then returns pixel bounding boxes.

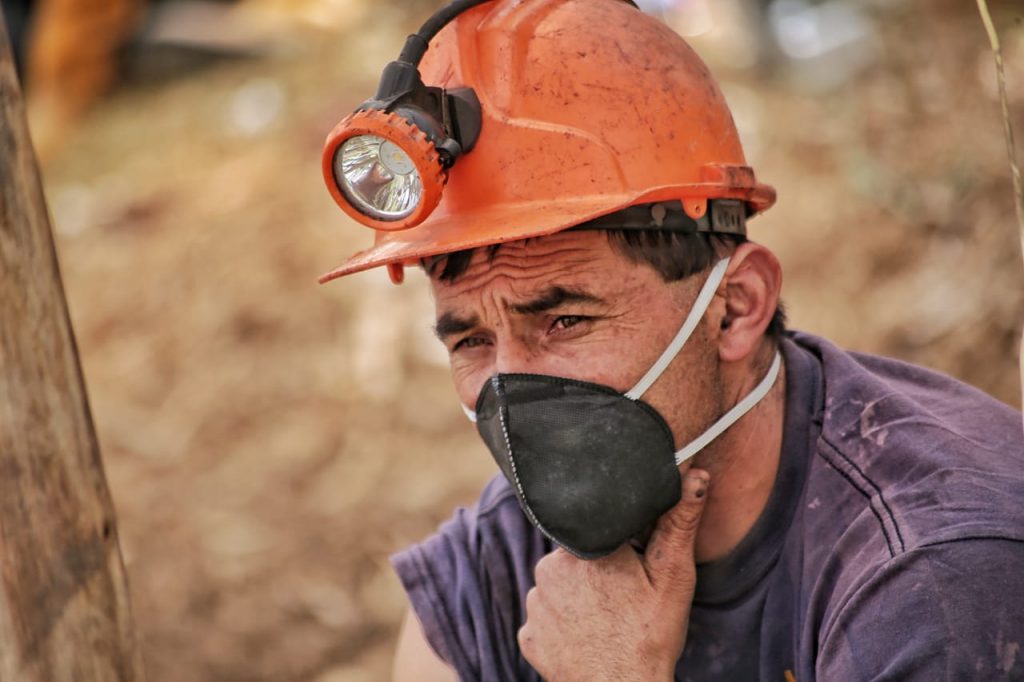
[453,336,488,352]
[551,315,588,332]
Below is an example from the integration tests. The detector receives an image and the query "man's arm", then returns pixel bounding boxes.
[393,609,457,682]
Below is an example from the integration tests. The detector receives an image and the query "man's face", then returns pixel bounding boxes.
[429,230,726,450]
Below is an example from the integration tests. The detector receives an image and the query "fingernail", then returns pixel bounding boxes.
[684,472,709,501]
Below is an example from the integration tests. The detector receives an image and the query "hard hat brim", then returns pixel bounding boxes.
[319,183,774,284]
[319,196,620,283]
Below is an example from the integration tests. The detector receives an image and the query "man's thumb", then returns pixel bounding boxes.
[643,470,710,591]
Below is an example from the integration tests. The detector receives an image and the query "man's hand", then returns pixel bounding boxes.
[518,471,710,682]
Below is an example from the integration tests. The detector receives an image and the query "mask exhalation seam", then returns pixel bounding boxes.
[493,376,567,553]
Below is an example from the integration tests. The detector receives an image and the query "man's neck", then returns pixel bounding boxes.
[691,346,787,564]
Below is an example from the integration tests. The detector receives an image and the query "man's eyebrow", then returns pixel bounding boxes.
[509,286,606,315]
[434,311,480,340]
[433,287,604,340]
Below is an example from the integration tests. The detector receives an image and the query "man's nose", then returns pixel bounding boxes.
[492,335,538,375]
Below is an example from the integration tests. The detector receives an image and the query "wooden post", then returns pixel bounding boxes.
[0,12,144,682]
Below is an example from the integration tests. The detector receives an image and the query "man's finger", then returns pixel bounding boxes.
[642,469,710,593]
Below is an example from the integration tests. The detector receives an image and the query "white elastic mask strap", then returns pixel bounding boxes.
[462,403,477,423]
[674,351,782,465]
[625,257,731,401]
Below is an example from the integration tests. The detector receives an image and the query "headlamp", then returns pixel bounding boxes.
[323,0,487,231]
[337,135,422,221]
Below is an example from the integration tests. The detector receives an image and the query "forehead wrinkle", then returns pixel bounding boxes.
[431,232,642,321]
[459,236,612,287]
[441,260,601,309]
[487,243,600,269]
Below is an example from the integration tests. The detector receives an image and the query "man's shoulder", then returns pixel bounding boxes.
[452,474,539,548]
[394,474,543,578]
[390,475,547,681]
[476,473,519,517]
[791,330,1020,441]
[780,334,1024,679]
[790,331,1024,550]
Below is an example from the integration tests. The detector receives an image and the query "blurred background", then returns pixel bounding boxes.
[2,0,1022,679]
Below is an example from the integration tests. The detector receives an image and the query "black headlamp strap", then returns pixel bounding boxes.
[569,199,748,236]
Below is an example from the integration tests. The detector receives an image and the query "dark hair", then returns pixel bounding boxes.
[423,230,787,343]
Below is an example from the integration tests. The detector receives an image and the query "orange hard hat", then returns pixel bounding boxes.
[320,0,775,285]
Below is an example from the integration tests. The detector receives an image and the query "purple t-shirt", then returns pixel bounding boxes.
[393,332,1024,681]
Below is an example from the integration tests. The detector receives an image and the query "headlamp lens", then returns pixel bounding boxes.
[336,135,424,221]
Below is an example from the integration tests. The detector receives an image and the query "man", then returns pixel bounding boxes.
[318,0,1024,679]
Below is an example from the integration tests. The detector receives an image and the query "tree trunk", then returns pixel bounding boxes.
[0,11,144,682]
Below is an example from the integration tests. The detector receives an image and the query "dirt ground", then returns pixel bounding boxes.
[33,0,1024,679]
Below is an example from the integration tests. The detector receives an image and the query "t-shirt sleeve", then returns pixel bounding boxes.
[391,476,550,682]
[817,537,1024,681]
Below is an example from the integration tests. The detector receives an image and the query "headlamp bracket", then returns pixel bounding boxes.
[359,60,481,168]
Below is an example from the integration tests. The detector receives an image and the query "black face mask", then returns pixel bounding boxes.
[474,373,683,558]
[464,259,782,559]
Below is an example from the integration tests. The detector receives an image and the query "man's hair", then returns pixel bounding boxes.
[424,230,787,343]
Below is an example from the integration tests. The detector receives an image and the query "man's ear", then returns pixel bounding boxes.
[716,242,782,364]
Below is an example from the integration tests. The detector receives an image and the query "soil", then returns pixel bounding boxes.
[37,0,1023,679]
